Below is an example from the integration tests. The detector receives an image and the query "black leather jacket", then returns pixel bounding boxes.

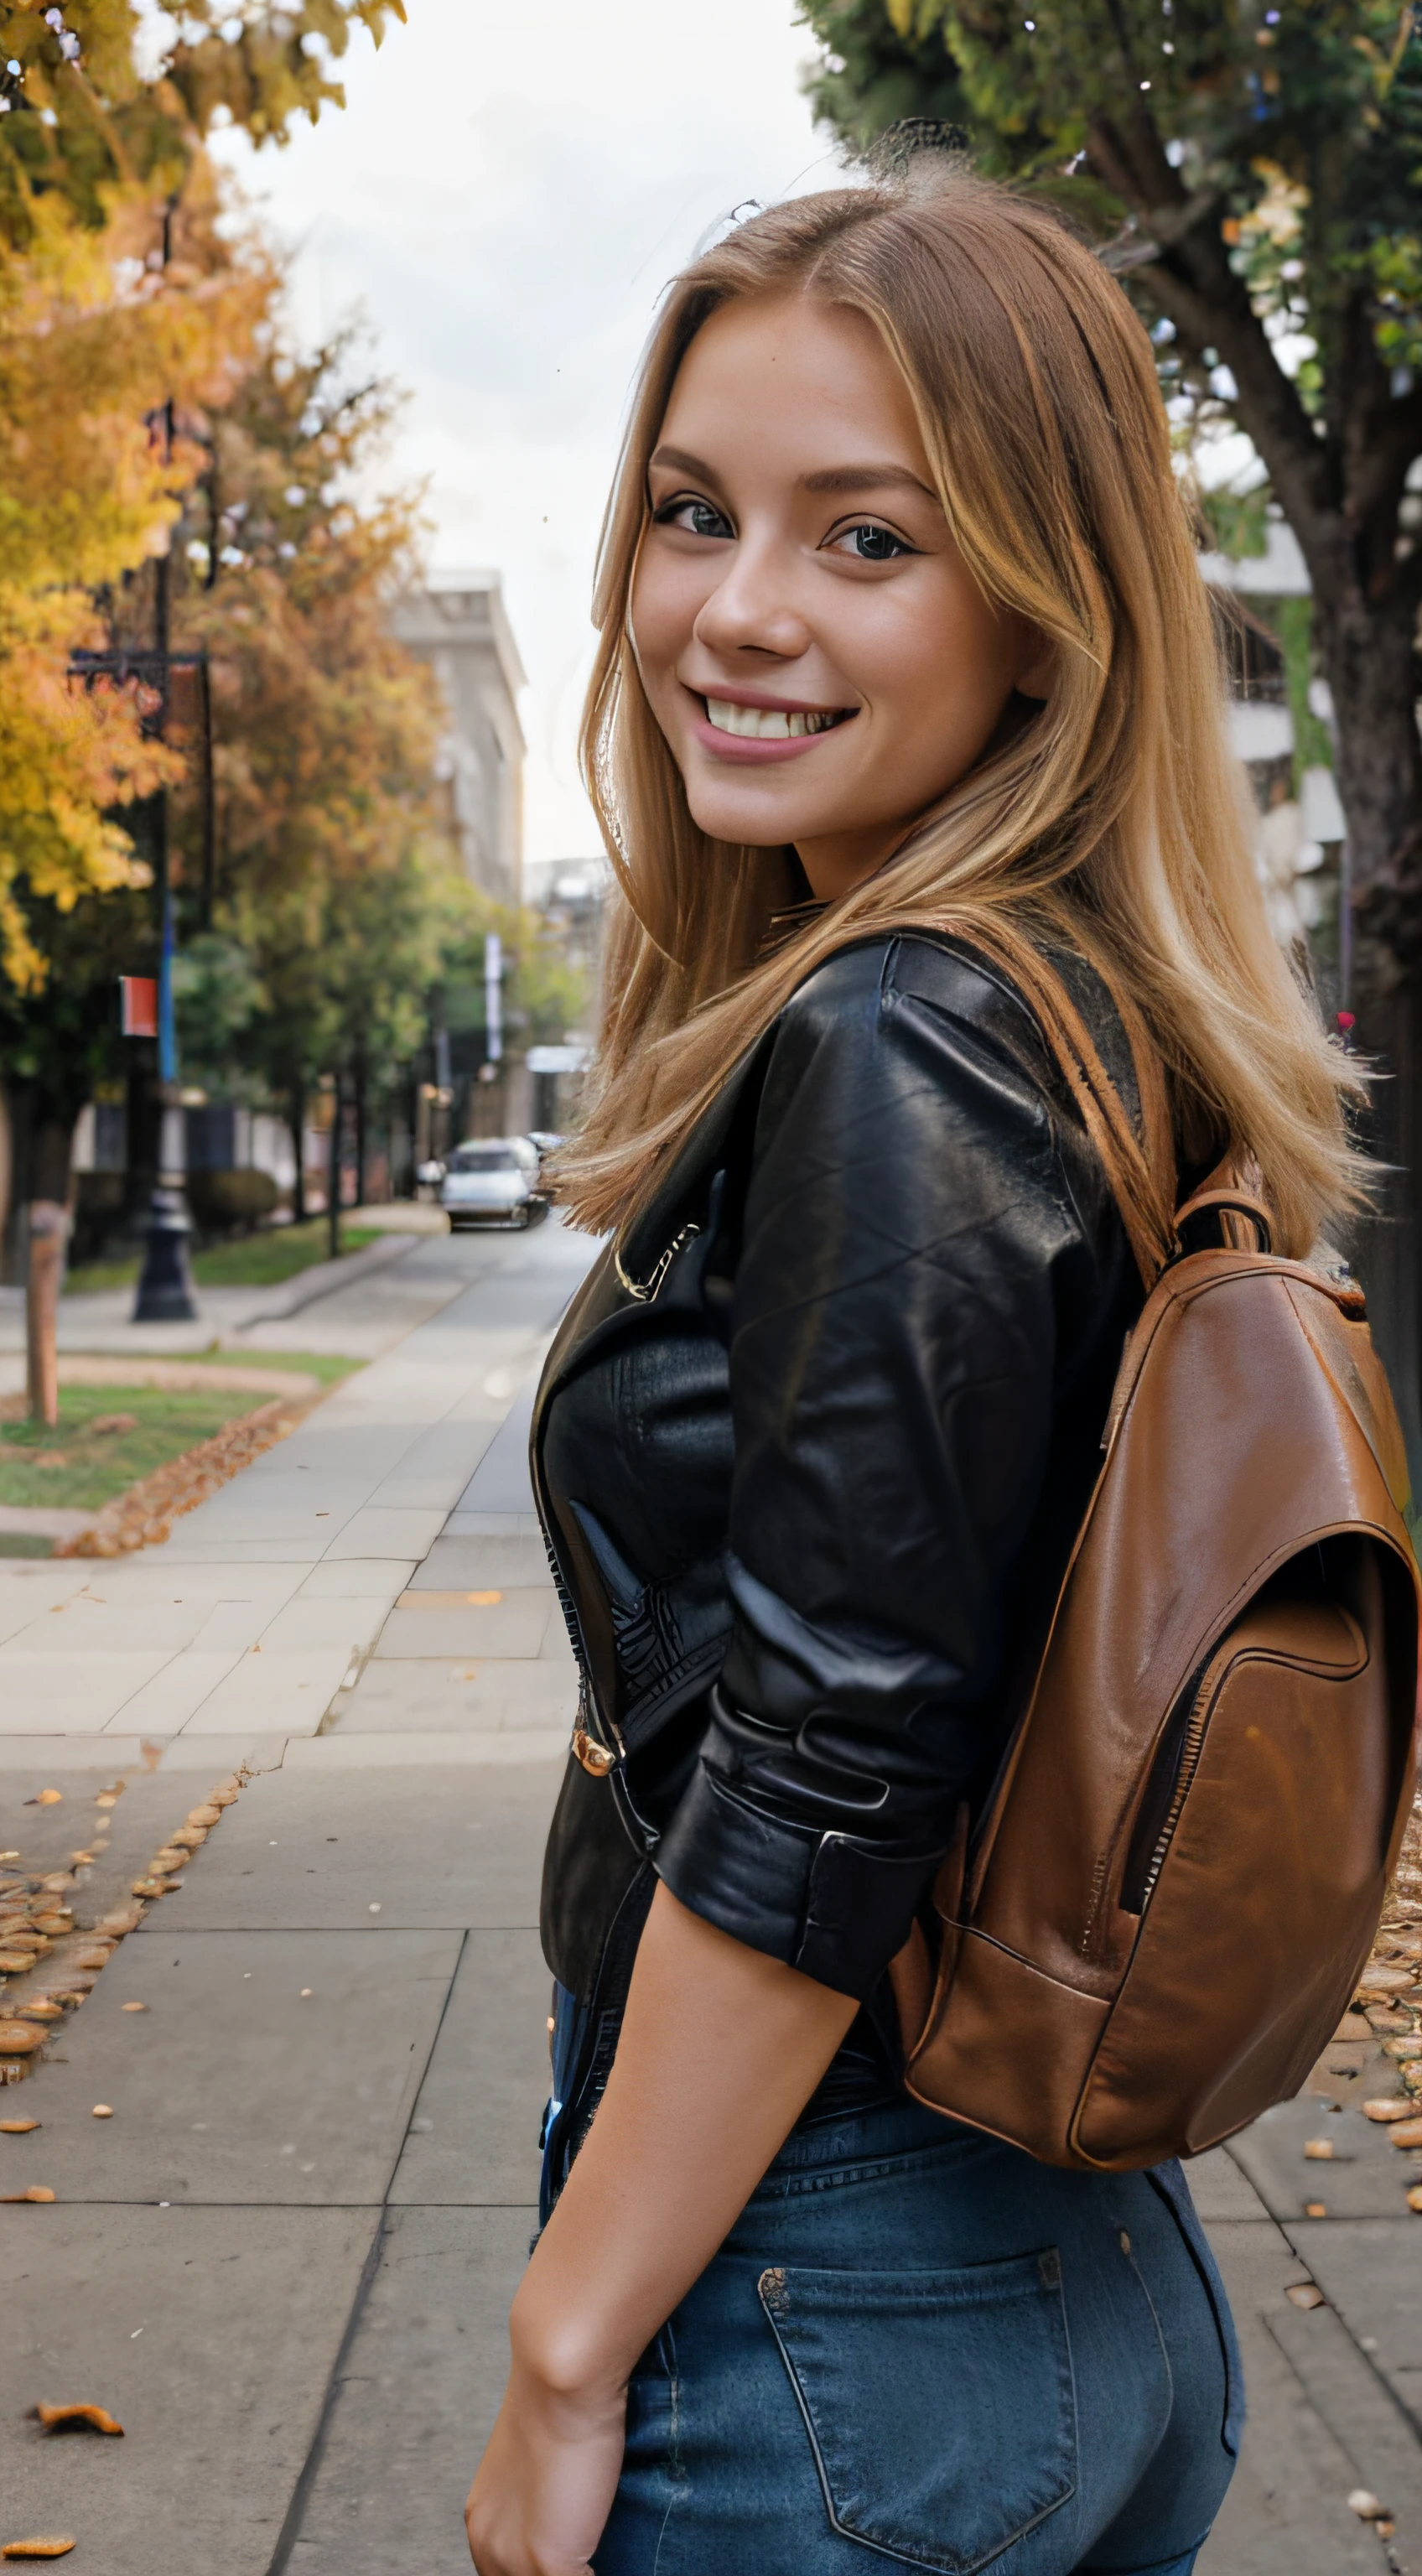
[533,932,1144,2158]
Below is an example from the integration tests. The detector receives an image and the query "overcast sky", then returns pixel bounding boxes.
[217,0,843,868]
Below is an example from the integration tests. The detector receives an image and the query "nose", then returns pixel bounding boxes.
[692,535,812,664]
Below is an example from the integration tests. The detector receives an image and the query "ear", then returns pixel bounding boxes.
[1015,629,1058,704]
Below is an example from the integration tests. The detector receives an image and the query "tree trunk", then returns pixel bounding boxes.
[23,1115,75,1429]
[26,1202,65,1427]
[353,1048,368,1210]
[1317,589,1422,1493]
[328,1071,343,1265]
[289,1078,306,1226]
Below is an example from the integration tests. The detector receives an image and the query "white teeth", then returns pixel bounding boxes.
[705,698,843,740]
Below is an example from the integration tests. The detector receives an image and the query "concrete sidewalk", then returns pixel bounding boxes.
[3,1209,1421,2572]
[0,1221,594,1768]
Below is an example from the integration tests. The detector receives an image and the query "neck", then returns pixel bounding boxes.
[793,823,904,905]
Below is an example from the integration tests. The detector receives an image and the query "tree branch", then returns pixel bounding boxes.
[1085,107,1341,574]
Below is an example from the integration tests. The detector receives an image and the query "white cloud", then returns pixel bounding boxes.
[215,0,838,865]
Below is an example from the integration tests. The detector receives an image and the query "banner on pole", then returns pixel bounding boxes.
[119,976,158,1038]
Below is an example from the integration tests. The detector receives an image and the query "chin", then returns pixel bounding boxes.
[685,782,827,850]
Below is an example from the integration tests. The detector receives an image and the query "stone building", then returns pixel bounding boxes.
[390,573,526,906]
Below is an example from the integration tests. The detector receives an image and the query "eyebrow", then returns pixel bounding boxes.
[802,464,937,500]
[649,444,937,504]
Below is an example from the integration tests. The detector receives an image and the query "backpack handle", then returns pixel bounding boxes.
[1171,1187,1274,1259]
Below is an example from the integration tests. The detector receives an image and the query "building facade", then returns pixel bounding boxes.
[390,574,526,906]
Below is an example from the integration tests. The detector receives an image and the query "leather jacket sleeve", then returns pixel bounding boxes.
[653,933,1137,1999]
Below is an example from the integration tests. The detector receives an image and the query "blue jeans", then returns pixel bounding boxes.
[567,2084,1241,2576]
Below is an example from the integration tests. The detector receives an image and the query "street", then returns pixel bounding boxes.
[2,1218,1421,2571]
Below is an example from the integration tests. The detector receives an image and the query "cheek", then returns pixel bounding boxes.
[630,549,704,694]
[864,577,1017,742]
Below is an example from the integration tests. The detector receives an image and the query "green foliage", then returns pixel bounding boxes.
[0,2,407,252]
[797,0,1422,896]
[0,878,149,1120]
[802,0,970,149]
[1275,595,1335,782]
[184,1163,279,1229]
[1197,481,1271,559]
[797,0,1422,401]
[156,313,460,1146]
[437,902,592,1059]
[172,933,263,1096]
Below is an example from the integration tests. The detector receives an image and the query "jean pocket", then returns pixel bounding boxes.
[757,2250,1077,2575]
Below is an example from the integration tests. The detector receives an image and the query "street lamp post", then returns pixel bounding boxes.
[133,797,199,1322]
[70,637,208,1321]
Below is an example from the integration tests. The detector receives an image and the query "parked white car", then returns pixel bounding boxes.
[440,1136,546,1230]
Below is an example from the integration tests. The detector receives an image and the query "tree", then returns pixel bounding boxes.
[0,2,409,1401]
[800,0,1422,1462]
[0,0,407,990]
[164,323,459,1217]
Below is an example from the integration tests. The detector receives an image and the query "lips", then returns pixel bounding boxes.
[704,696,852,742]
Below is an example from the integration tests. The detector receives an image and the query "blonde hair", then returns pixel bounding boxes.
[558,168,1362,1259]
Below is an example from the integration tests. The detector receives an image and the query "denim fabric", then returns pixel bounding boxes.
[542,1998,1240,2576]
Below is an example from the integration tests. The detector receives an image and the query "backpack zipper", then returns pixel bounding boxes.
[1137,1665,1215,1913]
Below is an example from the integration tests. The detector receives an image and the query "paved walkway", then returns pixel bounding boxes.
[2,1218,1420,2571]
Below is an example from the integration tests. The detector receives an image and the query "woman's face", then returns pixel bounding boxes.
[631,292,1051,903]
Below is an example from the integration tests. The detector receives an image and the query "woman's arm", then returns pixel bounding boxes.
[464,1880,859,2576]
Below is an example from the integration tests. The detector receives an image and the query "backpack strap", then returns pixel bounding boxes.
[952,916,1181,1289]
[1170,1184,1274,1259]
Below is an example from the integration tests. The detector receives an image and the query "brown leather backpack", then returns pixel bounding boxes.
[889,932,1422,2171]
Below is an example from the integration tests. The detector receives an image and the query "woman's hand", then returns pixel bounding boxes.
[464,2346,627,2575]
[464,1886,859,2569]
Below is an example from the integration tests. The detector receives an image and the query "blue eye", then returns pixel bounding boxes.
[654,496,733,540]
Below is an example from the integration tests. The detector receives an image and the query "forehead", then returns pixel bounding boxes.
[660,292,930,472]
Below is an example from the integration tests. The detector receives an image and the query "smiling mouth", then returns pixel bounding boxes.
[704,697,854,742]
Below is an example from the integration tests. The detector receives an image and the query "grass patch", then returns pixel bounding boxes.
[0,1382,283,1511]
[65,1218,379,1297]
[210,1348,362,1387]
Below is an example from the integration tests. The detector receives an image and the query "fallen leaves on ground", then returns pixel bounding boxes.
[56,1402,305,1557]
[0,1772,246,2083]
[32,2405,122,2437]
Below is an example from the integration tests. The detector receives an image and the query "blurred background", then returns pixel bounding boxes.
[3,14,1422,2572]
[0,0,1413,1398]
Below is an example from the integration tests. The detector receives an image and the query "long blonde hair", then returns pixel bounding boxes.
[558,167,1362,1259]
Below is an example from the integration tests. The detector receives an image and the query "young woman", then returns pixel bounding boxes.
[464,165,1361,2576]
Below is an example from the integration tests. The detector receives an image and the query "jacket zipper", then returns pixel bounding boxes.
[541,1523,625,1760]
